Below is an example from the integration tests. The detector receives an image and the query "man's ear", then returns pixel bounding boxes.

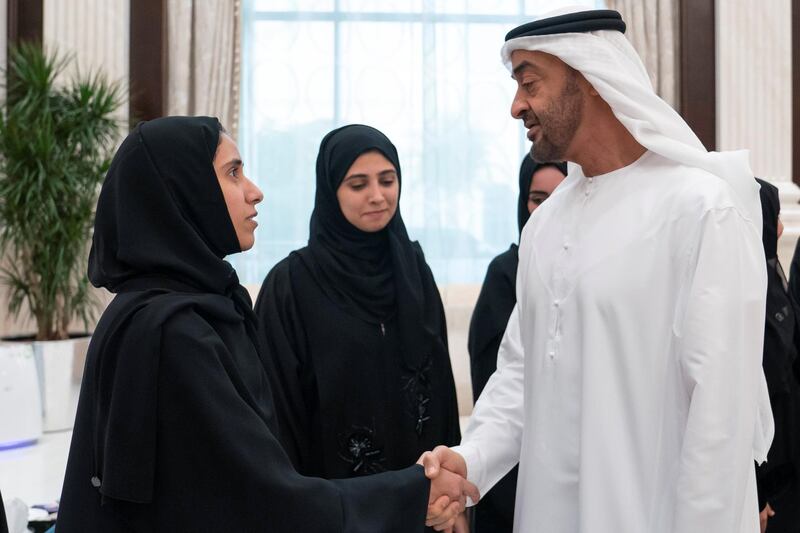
[575,71,599,96]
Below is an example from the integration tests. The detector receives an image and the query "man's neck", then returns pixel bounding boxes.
[568,117,647,177]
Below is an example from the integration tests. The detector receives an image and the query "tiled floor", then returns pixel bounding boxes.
[0,430,71,507]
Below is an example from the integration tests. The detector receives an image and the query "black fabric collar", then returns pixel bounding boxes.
[505,9,626,41]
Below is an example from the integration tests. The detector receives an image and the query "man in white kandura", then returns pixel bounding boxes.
[422,6,774,533]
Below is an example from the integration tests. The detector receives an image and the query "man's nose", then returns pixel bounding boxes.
[510,88,529,120]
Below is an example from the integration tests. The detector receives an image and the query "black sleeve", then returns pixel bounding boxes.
[416,245,462,447]
[433,276,462,447]
[468,254,517,401]
[154,316,431,533]
[253,259,315,473]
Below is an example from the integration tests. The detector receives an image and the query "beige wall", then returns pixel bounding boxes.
[716,0,792,182]
[716,0,798,272]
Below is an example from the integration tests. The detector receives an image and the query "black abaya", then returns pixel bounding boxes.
[254,125,461,483]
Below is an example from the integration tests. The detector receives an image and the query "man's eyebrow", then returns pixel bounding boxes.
[511,60,542,80]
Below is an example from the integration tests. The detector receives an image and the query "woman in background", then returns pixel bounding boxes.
[467,155,566,532]
[255,125,461,491]
[755,178,800,533]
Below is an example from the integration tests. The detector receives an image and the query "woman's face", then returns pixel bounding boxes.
[527,165,566,213]
[336,150,399,232]
[214,133,263,251]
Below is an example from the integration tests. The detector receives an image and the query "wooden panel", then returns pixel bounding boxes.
[129,0,166,122]
[7,0,43,45]
[679,0,716,151]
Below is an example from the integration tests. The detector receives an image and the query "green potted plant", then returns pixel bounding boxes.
[0,43,123,431]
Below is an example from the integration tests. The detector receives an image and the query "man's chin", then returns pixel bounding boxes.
[530,144,562,164]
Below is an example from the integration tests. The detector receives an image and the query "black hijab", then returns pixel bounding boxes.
[297,124,442,369]
[517,155,568,235]
[85,116,262,504]
[89,116,240,293]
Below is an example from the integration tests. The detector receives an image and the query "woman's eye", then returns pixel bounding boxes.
[530,195,545,205]
[350,183,365,190]
[380,178,395,186]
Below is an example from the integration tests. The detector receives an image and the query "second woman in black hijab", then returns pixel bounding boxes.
[467,154,566,533]
[755,178,800,533]
[56,117,475,532]
[254,125,461,488]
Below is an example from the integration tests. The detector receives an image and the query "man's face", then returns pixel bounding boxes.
[510,50,584,163]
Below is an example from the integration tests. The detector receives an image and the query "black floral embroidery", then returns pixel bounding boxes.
[338,425,386,475]
[403,355,433,437]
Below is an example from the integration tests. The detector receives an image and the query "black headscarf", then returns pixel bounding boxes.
[517,155,568,235]
[89,116,240,293]
[296,124,442,369]
[85,116,262,504]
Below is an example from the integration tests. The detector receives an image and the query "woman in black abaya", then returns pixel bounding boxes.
[254,125,461,493]
[467,155,566,532]
[56,116,475,532]
[755,178,800,533]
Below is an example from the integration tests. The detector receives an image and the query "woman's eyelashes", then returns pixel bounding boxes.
[346,175,396,191]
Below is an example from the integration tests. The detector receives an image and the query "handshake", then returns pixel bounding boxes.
[416,446,480,532]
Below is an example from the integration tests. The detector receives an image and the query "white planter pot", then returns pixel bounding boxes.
[0,343,42,448]
[32,337,90,432]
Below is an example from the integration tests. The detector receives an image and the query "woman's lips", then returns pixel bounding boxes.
[362,209,388,219]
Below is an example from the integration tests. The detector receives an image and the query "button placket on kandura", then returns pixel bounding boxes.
[546,299,562,362]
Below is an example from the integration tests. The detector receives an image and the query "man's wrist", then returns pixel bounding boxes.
[451,443,481,502]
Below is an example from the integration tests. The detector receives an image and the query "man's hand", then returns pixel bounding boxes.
[453,512,470,533]
[418,445,469,480]
[417,446,479,531]
[759,503,775,533]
